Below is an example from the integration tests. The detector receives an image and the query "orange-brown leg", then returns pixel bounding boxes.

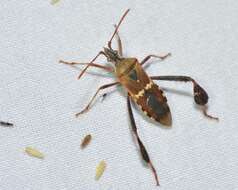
[127,95,160,186]
[59,60,113,73]
[151,75,219,121]
[75,82,119,117]
[77,51,108,79]
[140,53,171,66]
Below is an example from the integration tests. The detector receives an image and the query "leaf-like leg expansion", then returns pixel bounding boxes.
[151,75,219,121]
[75,82,119,117]
[140,53,171,66]
[127,95,160,186]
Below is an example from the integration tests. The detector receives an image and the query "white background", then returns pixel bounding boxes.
[0,0,238,189]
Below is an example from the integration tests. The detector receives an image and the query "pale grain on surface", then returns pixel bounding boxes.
[95,160,106,180]
[25,147,44,159]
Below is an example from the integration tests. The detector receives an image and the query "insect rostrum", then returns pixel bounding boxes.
[59,9,218,186]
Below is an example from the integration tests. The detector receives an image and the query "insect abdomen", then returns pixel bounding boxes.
[133,82,172,126]
[117,59,172,126]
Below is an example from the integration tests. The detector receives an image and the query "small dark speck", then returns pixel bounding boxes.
[0,121,14,127]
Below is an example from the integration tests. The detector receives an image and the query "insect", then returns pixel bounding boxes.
[59,9,218,186]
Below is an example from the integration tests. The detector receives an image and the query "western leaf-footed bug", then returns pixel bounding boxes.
[59,9,218,186]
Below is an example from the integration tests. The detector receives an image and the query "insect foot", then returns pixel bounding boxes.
[75,108,88,117]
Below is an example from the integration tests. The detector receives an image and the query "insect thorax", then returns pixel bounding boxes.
[115,58,137,78]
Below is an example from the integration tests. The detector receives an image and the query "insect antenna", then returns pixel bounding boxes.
[108,9,130,49]
[77,9,130,79]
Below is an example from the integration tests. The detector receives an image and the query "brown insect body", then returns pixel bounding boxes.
[113,56,172,126]
[60,9,218,186]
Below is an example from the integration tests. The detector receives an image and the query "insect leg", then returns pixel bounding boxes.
[127,96,160,186]
[113,24,123,56]
[150,75,219,120]
[59,60,113,73]
[75,82,119,117]
[77,51,108,80]
[140,53,171,66]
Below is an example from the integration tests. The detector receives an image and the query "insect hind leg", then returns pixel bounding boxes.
[201,105,219,120]
[150,75,219,121]
[127,95,160,186]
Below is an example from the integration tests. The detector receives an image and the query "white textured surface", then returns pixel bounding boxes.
[0,1,238,189]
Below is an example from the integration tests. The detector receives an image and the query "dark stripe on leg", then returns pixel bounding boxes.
[151,75,219,121]
[127,96,160,186]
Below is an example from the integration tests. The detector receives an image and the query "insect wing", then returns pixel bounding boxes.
[138,83,172,126]
[121,61,172,126]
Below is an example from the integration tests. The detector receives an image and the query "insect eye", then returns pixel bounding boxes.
[111,50,118,56]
